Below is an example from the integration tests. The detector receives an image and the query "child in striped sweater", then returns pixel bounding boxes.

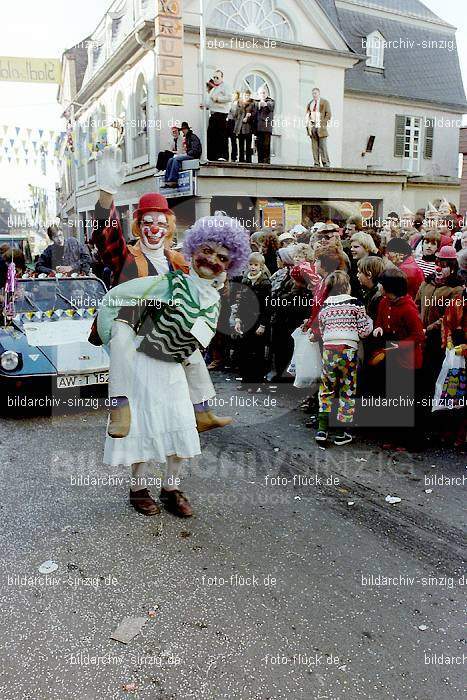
[316,270,373,445]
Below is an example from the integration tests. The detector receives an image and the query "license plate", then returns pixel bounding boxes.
[56,371,109,389]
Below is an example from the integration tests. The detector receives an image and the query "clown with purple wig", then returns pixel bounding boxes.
[95,215,250,517]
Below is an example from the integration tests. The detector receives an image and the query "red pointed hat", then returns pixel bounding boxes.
[135,193,173,218]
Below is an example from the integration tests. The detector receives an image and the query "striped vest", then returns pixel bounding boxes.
[136,271,220,363]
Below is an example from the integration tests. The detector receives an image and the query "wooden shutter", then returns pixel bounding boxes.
[424,118,434,159]
[394,115,405,157]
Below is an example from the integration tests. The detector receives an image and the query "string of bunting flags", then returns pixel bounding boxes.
[12,307,98,323]
[0,124,65,168]
[0,122,109,168]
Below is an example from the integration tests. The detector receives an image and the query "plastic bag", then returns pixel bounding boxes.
[291,327,322,388]
[432,348,466,412]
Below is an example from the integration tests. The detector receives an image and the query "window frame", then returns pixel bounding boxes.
[365,30,385,69]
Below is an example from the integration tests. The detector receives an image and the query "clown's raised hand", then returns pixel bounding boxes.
[96,145,127,196]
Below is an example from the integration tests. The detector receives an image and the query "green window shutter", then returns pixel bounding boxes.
[394,115,405,157]
[424,118,434,159]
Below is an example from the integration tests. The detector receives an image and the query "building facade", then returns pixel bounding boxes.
[57,0,466,239]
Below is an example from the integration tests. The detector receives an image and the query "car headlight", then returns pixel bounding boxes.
[1,351,20,371]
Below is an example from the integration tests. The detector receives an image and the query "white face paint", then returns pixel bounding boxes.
[140,212,169,250]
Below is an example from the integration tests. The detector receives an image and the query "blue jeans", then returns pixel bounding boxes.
[165,154,190,183]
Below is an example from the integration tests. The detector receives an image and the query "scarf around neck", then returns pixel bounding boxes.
[188,265,220,309]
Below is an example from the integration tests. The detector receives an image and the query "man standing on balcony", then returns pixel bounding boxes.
[305,87,331,167]
[254,86,275,164]
[203,69,231,161]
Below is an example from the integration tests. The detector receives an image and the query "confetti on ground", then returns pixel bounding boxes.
[347,501,355,506]
[385,495,402,505]
[418,624,428,631]
[38,560,58,574]
[424,489,433,494]
[122,682,138,692]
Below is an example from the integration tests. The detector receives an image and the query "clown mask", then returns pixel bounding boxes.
[435,261,451,281]
[140,213,168,249]
[192,242,231,280]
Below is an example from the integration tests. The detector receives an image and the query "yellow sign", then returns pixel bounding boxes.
[285,203,303,230]
[155,0,184,104]
[0,56,61,84]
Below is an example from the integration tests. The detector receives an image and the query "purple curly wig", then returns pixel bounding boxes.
[183,215,251,276]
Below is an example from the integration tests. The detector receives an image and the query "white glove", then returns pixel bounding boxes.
[95,145,127,195]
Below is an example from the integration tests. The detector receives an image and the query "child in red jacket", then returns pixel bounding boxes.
[372,267,425,449]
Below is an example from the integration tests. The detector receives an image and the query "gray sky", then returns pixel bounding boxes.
[0,0,465,200]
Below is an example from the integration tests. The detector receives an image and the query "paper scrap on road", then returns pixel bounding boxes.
[347,501,355,506]
[418,624,428,631]
[424,489,433,494]
[111,617,147,644]
[38,560,58,574]
[385,495,401,505]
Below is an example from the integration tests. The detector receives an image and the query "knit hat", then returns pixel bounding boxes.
[278,231,296,243]
[311,222,327,234]
[436,245,457,260]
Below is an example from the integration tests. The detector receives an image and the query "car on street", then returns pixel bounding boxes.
[0,276,109,401]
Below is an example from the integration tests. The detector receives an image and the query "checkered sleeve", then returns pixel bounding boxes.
[91,201,128,282]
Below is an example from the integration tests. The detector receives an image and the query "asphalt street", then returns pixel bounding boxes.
[0,375,465,700]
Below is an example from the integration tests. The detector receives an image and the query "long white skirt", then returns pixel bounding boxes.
[104,322,201,467]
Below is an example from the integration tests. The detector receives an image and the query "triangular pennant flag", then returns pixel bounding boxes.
[438,198,451,216]
[3,125,8,135]
[15,126,21,136]
[76,308,85,317]
[87,307,97,316]
[9,139,14,147]
[44,309,54,318]
[54,309,64,318]
[25,311,35,320]
[26,128,32,138]
[38,129,44,139]
[34,311,43,319]
[65,309,75,317]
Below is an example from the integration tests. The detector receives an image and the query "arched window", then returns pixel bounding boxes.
[76,123,86,184]
[133,74,148,159]
[365,30,385,68]
[211,0,293,40]
[115,92,127,161]
[241,71,274,99]
[87,112,96,178]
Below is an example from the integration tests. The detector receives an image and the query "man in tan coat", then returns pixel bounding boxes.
[306,87,331,167]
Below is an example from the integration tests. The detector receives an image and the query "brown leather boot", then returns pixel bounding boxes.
[129,488,161,516]
[108,400,131,438]
[160,488,193,517]
[195,410,232,433]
